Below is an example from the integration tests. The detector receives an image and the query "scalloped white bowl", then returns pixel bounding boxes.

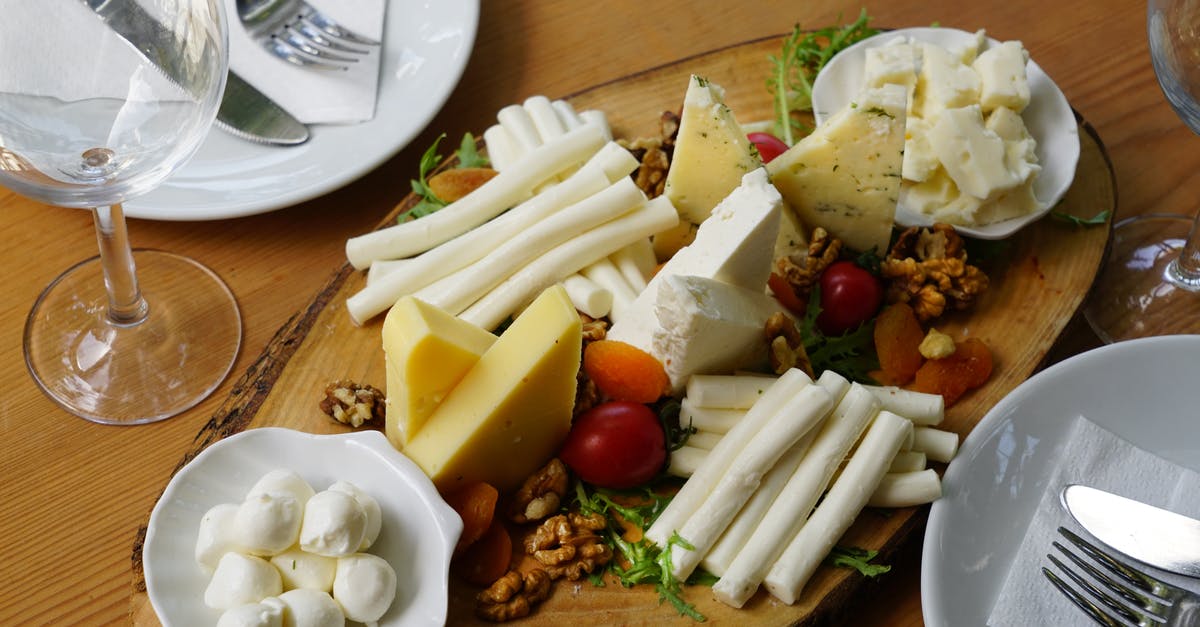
[144,427,462,626]
[812,27,1080,240]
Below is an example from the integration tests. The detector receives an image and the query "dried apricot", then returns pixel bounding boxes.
[444,481,499,556]
[582,340,670,403]
[428,167,498,203]
[454,518,513,587]
[912,338,993,406]
[874,303,925,384]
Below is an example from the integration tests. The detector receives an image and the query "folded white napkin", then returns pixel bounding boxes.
[226,0,385,124]
[987,415,1200,626]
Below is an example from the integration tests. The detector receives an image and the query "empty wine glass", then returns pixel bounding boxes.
[1083,0,1200,341]
[0,0,241,424]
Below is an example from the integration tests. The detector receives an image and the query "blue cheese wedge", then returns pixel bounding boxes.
[766,84,907,255]
[664,75,762,225]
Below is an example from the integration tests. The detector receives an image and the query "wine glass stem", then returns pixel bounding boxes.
[1167,211,1200,289]
[92,204,149,325]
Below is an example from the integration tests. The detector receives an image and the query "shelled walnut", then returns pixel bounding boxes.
[618,111,680,198]
[574,314,607,417]
[880,224,989,321]
[318,380,385,428]
[524,512,612,581]
[764,312,813,377]
[774,227,843,301]
[509,459,569,524]
[475,569,553,622]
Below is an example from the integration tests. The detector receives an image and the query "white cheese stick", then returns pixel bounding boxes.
[345,142,635,324]
[524,95,567,142]
[679,399,745,434]
[609,238,656,294]
[762,410,913,605]
[644,369,812,548]
[684,431,723,451]
[889,450,927,473]
[711,384,881,608]
[365,258,411,285]
[562,273,612,319]
[459,195,679,330]
[864,385,945,426]
[670,384,835,580]
[579,109,612,140]
[553,99,586,129]
[482,124,521,172]
[497,103,543,151]
[867,469,942,507]
[668,445,707,478]
[346,124,606,268]
[685,374,777,410]
[911,427,959,463]
[581,258,639,322]
[414,178,646,316]
[701,372,852,577]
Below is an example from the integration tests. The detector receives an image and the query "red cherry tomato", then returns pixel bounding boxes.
[747,132,789,163]
[559,401,666,489]
[816,261,884,336]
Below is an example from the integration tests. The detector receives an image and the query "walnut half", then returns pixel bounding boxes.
[881,224,989,321]
[524,512,612,581]
[475,569,553,622]
[509,458,569,524]
[318,380,385,428]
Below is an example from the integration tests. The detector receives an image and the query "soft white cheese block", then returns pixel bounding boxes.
[652,275,782,392]
[902,117,938,183]
[914,42,981,121]
[864,38,921,114]
[973,40,1031,112]
[664,75,762,224]
[608,167,781,351]
[927,104,1020,200]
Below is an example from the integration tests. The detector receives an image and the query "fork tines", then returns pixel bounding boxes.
[1043,526,1178,626]
[266,2,378,70]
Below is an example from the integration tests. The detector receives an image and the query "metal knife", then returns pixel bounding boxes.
[1063,484,1200,578]
[86,0,309,145]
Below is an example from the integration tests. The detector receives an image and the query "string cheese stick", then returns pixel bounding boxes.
[911,427,959,462]
[345,143,636,324]
[581,258,639,321]
[867,469,942,507]
[365,258,411,285]
[644,368,813,548]
[889,450,927,473]
[609,239,654,294]
[711,385,882,608]
[701,372,851,577]
[524,95,567,141]
[679,400,745,434]
[459,196,679,330]
[668,445,707,478]
[864,385,945,425]
[763,411,913,606]
[685,374,777,409]
[670,384,835,580]
[346,124,606,268]
[561,274,611,319]
[413,178,646,316]
[553,99,586,129]
[482,124,521,172]
[579,109,613,140]
[684,431,723,451]
[496,103,543,151]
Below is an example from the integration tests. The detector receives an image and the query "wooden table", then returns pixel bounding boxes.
[0,0,1180,623]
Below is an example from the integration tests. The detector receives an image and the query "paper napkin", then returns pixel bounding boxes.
[986,415,1200,626]
[226,0,385,124]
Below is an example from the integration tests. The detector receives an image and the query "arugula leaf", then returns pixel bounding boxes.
[1052,209,1110,227]
[767,10,878,145]
[801,286,880,383]
[825,545,892,577]
[455,131,490,168]
[402,133,448,221]
[657,397,695,453]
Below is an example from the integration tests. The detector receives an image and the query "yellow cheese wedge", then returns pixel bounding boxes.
[664,75,762,225]
[402,285,582,493]
[381,296,497,449]
[767,83,907,255]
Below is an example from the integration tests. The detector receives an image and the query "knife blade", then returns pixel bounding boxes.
[1062,484,1200,578]
[86,0,308,145]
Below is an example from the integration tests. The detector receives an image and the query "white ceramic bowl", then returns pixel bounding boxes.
[144,427,462,626]
[812,27,1080,240]
[920,335,1200,625]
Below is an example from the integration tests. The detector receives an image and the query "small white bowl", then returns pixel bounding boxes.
[144,428,462,626]
[812,27,1080,240]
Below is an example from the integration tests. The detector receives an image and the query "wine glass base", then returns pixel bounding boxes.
[1083,213,1200,343]
[23,250,241,425]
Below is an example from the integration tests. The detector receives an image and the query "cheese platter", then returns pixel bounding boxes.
[129,30,1114,627]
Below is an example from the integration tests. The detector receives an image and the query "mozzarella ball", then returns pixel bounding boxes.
[332,553,397,624]
[247,469,316,507]
[236,491,303,556]
[195,503,243,573]
[216,597,285,627]
[270,547,337,592]
[299,490,367,558]
[276,589,345,627]
[329,481,382,550]
[204,553,283,610]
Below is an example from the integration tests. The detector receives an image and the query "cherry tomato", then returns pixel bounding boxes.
[559,401,666,489]
[816,261,884,336]
[747,132,789,163]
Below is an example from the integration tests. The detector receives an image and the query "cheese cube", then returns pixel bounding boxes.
[927,104,1020,199]
[986,105,1041,183]
[914,43,981,122]
[767,84,907,255]
[402,285,581,492]
[664,75,762,224]
[973,41,1031,113]
[902,117,939,183]
[382,297,497,448]
[652,275,781,392]
[864,39,921,114]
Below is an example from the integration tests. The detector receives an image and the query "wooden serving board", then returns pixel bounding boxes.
[130,35,1115,626]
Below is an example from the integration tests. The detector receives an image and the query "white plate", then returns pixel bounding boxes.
[126,0,479,221]
[920,335,1200,626]
[144,427,463,626]
[811,27,1080,240]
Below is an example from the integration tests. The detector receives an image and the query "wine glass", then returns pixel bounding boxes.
[1083,0,1200,342]
[0,0,241,424]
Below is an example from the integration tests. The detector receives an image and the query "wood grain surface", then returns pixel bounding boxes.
[0,1,1179,625]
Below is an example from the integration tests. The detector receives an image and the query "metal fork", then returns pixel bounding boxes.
[1043,527,1200,626]
[235,0,379,70]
